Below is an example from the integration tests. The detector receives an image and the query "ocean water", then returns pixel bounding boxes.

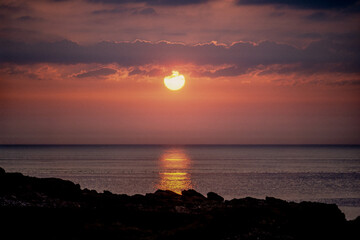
[0,145,359,220]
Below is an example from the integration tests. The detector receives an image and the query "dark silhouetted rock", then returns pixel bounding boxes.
[1,167,359,240]
[153,189,180,199]
[207,192,224,202]
[103,190,112,195]
[265,196,287,205]
[181,189,206,202]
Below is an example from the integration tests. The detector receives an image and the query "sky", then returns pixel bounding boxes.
[0,0,359,144]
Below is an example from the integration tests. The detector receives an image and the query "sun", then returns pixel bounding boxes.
[164,71,185,91]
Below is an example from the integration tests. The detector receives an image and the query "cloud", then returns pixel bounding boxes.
[75,68,116,78]
[198,66,249,78]
[133,7,156,15]
[16,15,43,22]
[304,12,333,21]
[0,3,25,13]
[235,0,360,10]
[92,7,156,15]
[0,27,63,42]
[128,67,162,76]
[1,38,359,77]
[92,7,128,14]
[88,0,209,6]
[0,2,28,21]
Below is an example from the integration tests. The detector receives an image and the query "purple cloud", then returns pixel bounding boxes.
[75,68,117,78]
[1,38,359,76]
[88,0,209,6]
[236,0,360,10]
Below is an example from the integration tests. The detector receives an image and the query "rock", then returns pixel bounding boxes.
[103,190,112,195]
[181,189,206,199]
[227,197,264,207]
[153,189,180,199]
[207,192,224,202]
[144,190,181,208]
[131,194,145,202]
[37,178,82,199]
[0,167,358,240]
[175,205,189,214]
[265,196,287,205]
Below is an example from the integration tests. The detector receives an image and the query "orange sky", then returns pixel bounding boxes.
[1,0,359,144]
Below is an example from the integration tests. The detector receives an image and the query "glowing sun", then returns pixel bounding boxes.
[164,71,185,91]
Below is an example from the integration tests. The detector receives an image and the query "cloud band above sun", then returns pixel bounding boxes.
[1,39,359,77]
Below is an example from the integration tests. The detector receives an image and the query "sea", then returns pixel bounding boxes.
[0,145,359,220]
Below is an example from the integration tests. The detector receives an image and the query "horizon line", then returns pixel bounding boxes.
[1,144,360,147]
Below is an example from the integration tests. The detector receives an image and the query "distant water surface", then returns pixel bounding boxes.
[0,145,359,219]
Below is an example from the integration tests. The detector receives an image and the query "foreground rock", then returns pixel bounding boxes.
[0,167,359,240]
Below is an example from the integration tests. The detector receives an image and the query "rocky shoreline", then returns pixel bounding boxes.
[1,167,359,239]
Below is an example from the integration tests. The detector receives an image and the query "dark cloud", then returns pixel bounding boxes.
[75,68,117,78]
[128,67,162,76]
[92,7,156,15]
[236,0,360,10]
[329,79,360,86]
[0,3,28,21]
[298,32,323,39]
[198,66,249,78]
[305,12,331,21]
[0,4,24,13]
[1,38,359,76]
[0,27,64,43]
[133,7,156,15]
[92,7,128,14]
[0,65,40,80]
[88,0,209,6]
[303,10,358,21]
[303,78,360,86]
[16,15,42,22]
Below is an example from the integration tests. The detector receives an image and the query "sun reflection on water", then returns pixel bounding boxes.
[156,148,193,194]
